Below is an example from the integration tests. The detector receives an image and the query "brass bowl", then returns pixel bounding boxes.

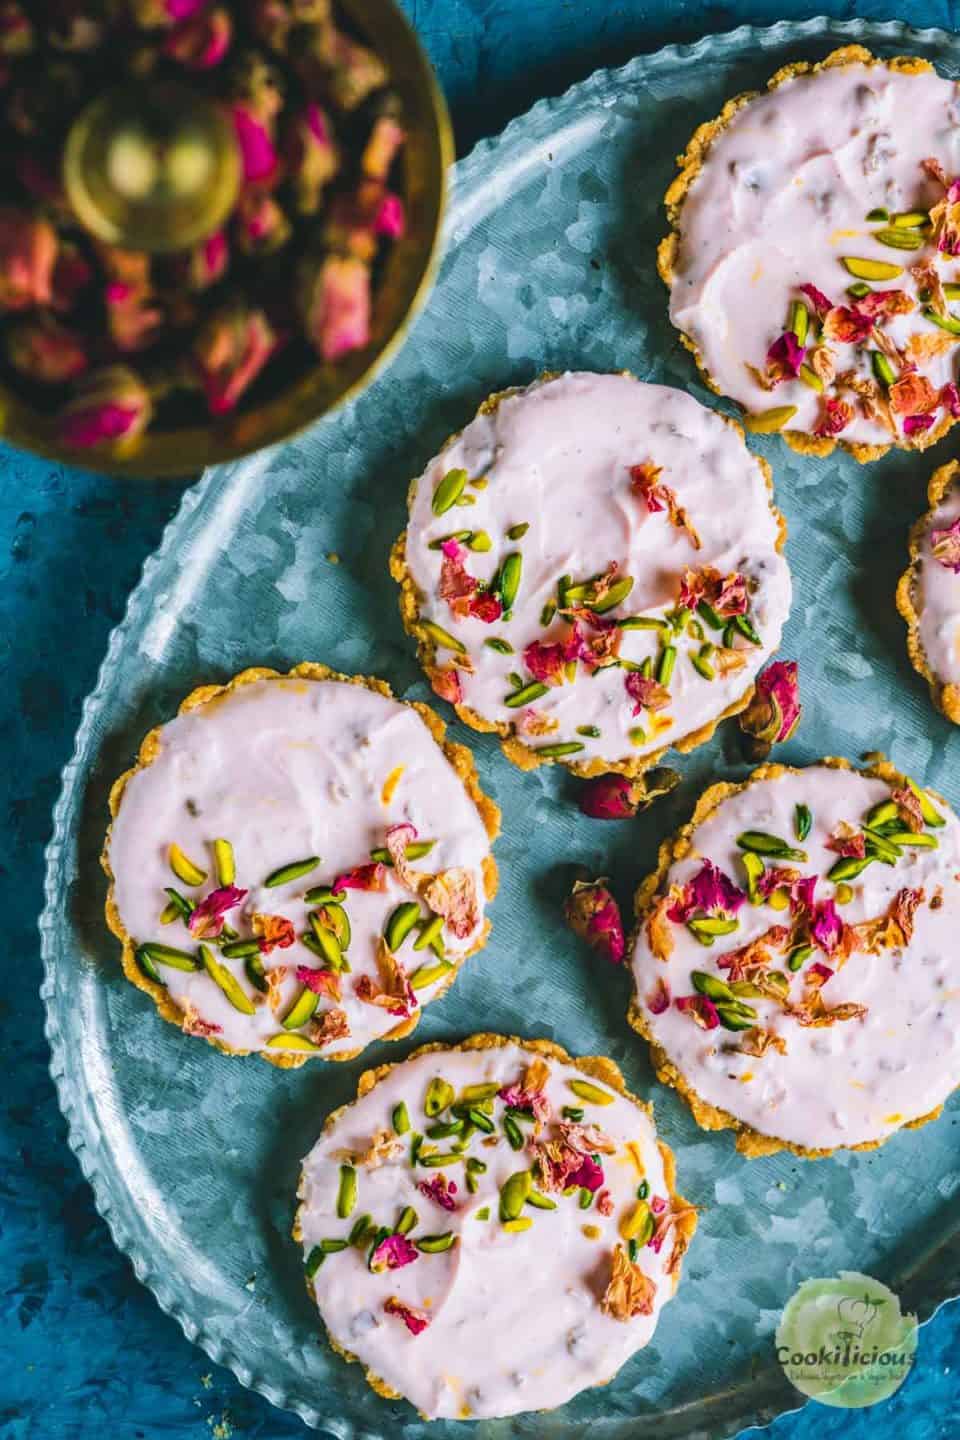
[3,0,452,479]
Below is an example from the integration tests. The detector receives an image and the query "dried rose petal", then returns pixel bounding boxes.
[287,102,339,214]
[667,859,745,923]
[105,280,164,353]
[825,824,866,859]
[674,994,720,1029]
[765,330,805,383]
[678,565,747,617]
[497,1083,550,1123]
[564,878,625,964]
[295,966,340,998]
[806,961,835,988]
[624,671,671,716]
[426,665,463,705]
[194,302,276,415]
[568,1153,604,1192]
[6,313,87,383]
[811,899,845,956]
[523,627,580,687]
[417,1174,459,1211]
[235,192,291,256]
[822,306,874,345]
[903,412,935,437]
[853,289,914,320]
[931,515,960,572]
[890,372,938,417]
[188,884,247,939]
[383,1296,430,1335]
[253,912,296,954]
[363,115,405,180]
[333,862,387,893]
[231,105,279,184]
[646,975,671,1015]
[299,253,371,361]
[132,0,208,25]
[739,660,801,753]
[813,396,854,438]
[370,1232,418,1272]
[942,383,960,418]
[422,867,478,940]
[799,282,832,319]
[164,5,231,67]
[58,365,152,451]
[182,230,228,291]
[0,207,56,310]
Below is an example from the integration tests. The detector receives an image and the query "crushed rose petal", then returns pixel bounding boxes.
[187,883,247,938]
[383,1296,430,1335]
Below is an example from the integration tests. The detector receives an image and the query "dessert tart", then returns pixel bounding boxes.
[629,757,960,1156]
[660,45,960,459]
[897,457,960,723]
[103,664,499,1067]
[295,1033,696,1420]
[392,371,791,777]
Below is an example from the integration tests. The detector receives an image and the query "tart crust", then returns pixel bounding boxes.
[391,374,788,779]
[627,754,949,1157]
[896,457,960,724]
[101,663,500,1069]
[293,1031,697,1416]
[657,44,953,464]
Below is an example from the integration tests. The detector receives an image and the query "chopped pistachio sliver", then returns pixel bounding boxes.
[498,552,523,609]
[576,724,601,738]
[740,850,764,904]
[567,1078,614,1106]
[502,1217,533,1233]
[628,726,647,747]
[798,363,823,393]
[872,350,896,387]
[264,1032,322,1052]
[846,281,872,299]
[504,680,548,708]
[432,468,468,515]
[787,944,814,973]
[370,838,436,865]
[656,645,677,686]
[420,619,467,654]
[280,983,319,1030]
[424,1076,455,1117]
[620,1199,654,1242]
[467,531,492,552]
[384,901,421,952]
[865,206,890,222]
[841,255,903,281]
[743,405,797,434]
[828,855,873,882]
[503,1115,524,1150]
[737,830,807,861]
[309,913,344,970]
[159,902,180,926]
[413,913,446,953]
[485,636,514,654]
[168,843,207,887]
[162,886,193,923]
[396,1206,418,1235]
[787,299,809,346]
[794,804,812,842]
[874,226,924,251]
[474,1206,490,1221]
[507,522,530,540]
[526,1190,557,1211]
[417,1232,456,1253]
[213,838,235,887]
[337,1165,358,1219]
[534,741,585,758]
[906,776,945,827]
[925,307,960,336]
[392,1102,410,1135]
[499,1169,532,1221]
[199,943,256,1015]
[410,958,454,989]
[691,969,735,1002]
[834,882,855,905]
[265,856,320,887]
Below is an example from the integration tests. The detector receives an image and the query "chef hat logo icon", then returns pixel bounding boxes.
[834,1294,882,1342]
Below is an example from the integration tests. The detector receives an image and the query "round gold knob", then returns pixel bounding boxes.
[64,83,241,254]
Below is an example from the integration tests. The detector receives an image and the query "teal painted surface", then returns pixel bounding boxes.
[7,5,960,1439]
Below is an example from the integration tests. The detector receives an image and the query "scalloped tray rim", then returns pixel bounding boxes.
[37,14,960,1437]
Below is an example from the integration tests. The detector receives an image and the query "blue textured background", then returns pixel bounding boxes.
[4,4,958,1438]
